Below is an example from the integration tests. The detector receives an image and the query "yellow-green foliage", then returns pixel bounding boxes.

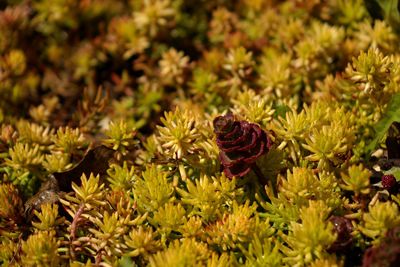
[5,143,44,170]
[241,236,283,267]
[272,102,357,167]
[104,120,136,156]
[341,164,371,196]
[346,48,393,97]
[21,230,60,267]
[71,173,106,207]
[205,200,275,251]
[32,203,64,231]
[43,152,72,172]
[150,202,186,239]
[88,211,127,257]
[53,127,86,154]
[359,201,400,241]
[16,120,54,146]
[0,183,23,221]
[124,226,162,257]
[148,238,221,267]
[281,201,337,266]
[1,0,400,266]
[279,167,343,210]
[0,238,19,266]
[232,89,275,127]
[106,161,135,191]
[177,174,243,221]
[133,164,174,213]
[157,108,202,160]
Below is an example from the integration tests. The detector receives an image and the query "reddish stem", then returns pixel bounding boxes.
[70,204,85,260]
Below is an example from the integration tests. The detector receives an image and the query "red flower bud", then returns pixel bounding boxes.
[213,114,271,178]
[382,174,398,193]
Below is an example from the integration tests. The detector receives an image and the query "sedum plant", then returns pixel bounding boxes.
[281,201,337,266]
[359,200,400,242]
[177,173,243,222]
[21,230,60,267]
[1,0,400,266]
[133,164,174,213]
[341,164,371,197]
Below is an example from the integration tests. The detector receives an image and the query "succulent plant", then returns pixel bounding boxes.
[213,113,271,182]
[1,0,400,266]
[328,216,354,253]
[362,226,400,267]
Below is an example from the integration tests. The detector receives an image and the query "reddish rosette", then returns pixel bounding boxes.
[213,114,271,179]
[362,227,400,267]
[328,216,353,253]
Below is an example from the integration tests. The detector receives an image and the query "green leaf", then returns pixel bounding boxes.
[365,0,400,32]
[119,256,137,267]
[273,104,290,119]
[365,93,400,157]
[378,0,400,22]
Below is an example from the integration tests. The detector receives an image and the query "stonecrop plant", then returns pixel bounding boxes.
[1,0,400,266]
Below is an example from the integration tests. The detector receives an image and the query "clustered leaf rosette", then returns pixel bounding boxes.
[213,113,271,178]
[328,216,354,253]
[362,226,400,267]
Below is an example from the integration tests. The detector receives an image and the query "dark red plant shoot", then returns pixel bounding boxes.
[382,174,399,194]
[213,114,271,185]
[328,216,354,253]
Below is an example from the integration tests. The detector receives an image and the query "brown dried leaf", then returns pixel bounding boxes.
[24,145,114,221]
[54,145,114,191]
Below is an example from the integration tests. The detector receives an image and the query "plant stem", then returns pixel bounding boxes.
[70,204,85,260]
[251,163,268,187]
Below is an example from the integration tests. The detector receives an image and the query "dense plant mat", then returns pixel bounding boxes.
[1,0,400,266]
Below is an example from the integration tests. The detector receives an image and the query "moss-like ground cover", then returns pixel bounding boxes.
[1,1,400,266]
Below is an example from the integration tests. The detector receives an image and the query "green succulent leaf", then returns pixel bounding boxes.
[384,167,400,181]
[365,0,400,32]
[273,104,291,119]
[366,93,400,157]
